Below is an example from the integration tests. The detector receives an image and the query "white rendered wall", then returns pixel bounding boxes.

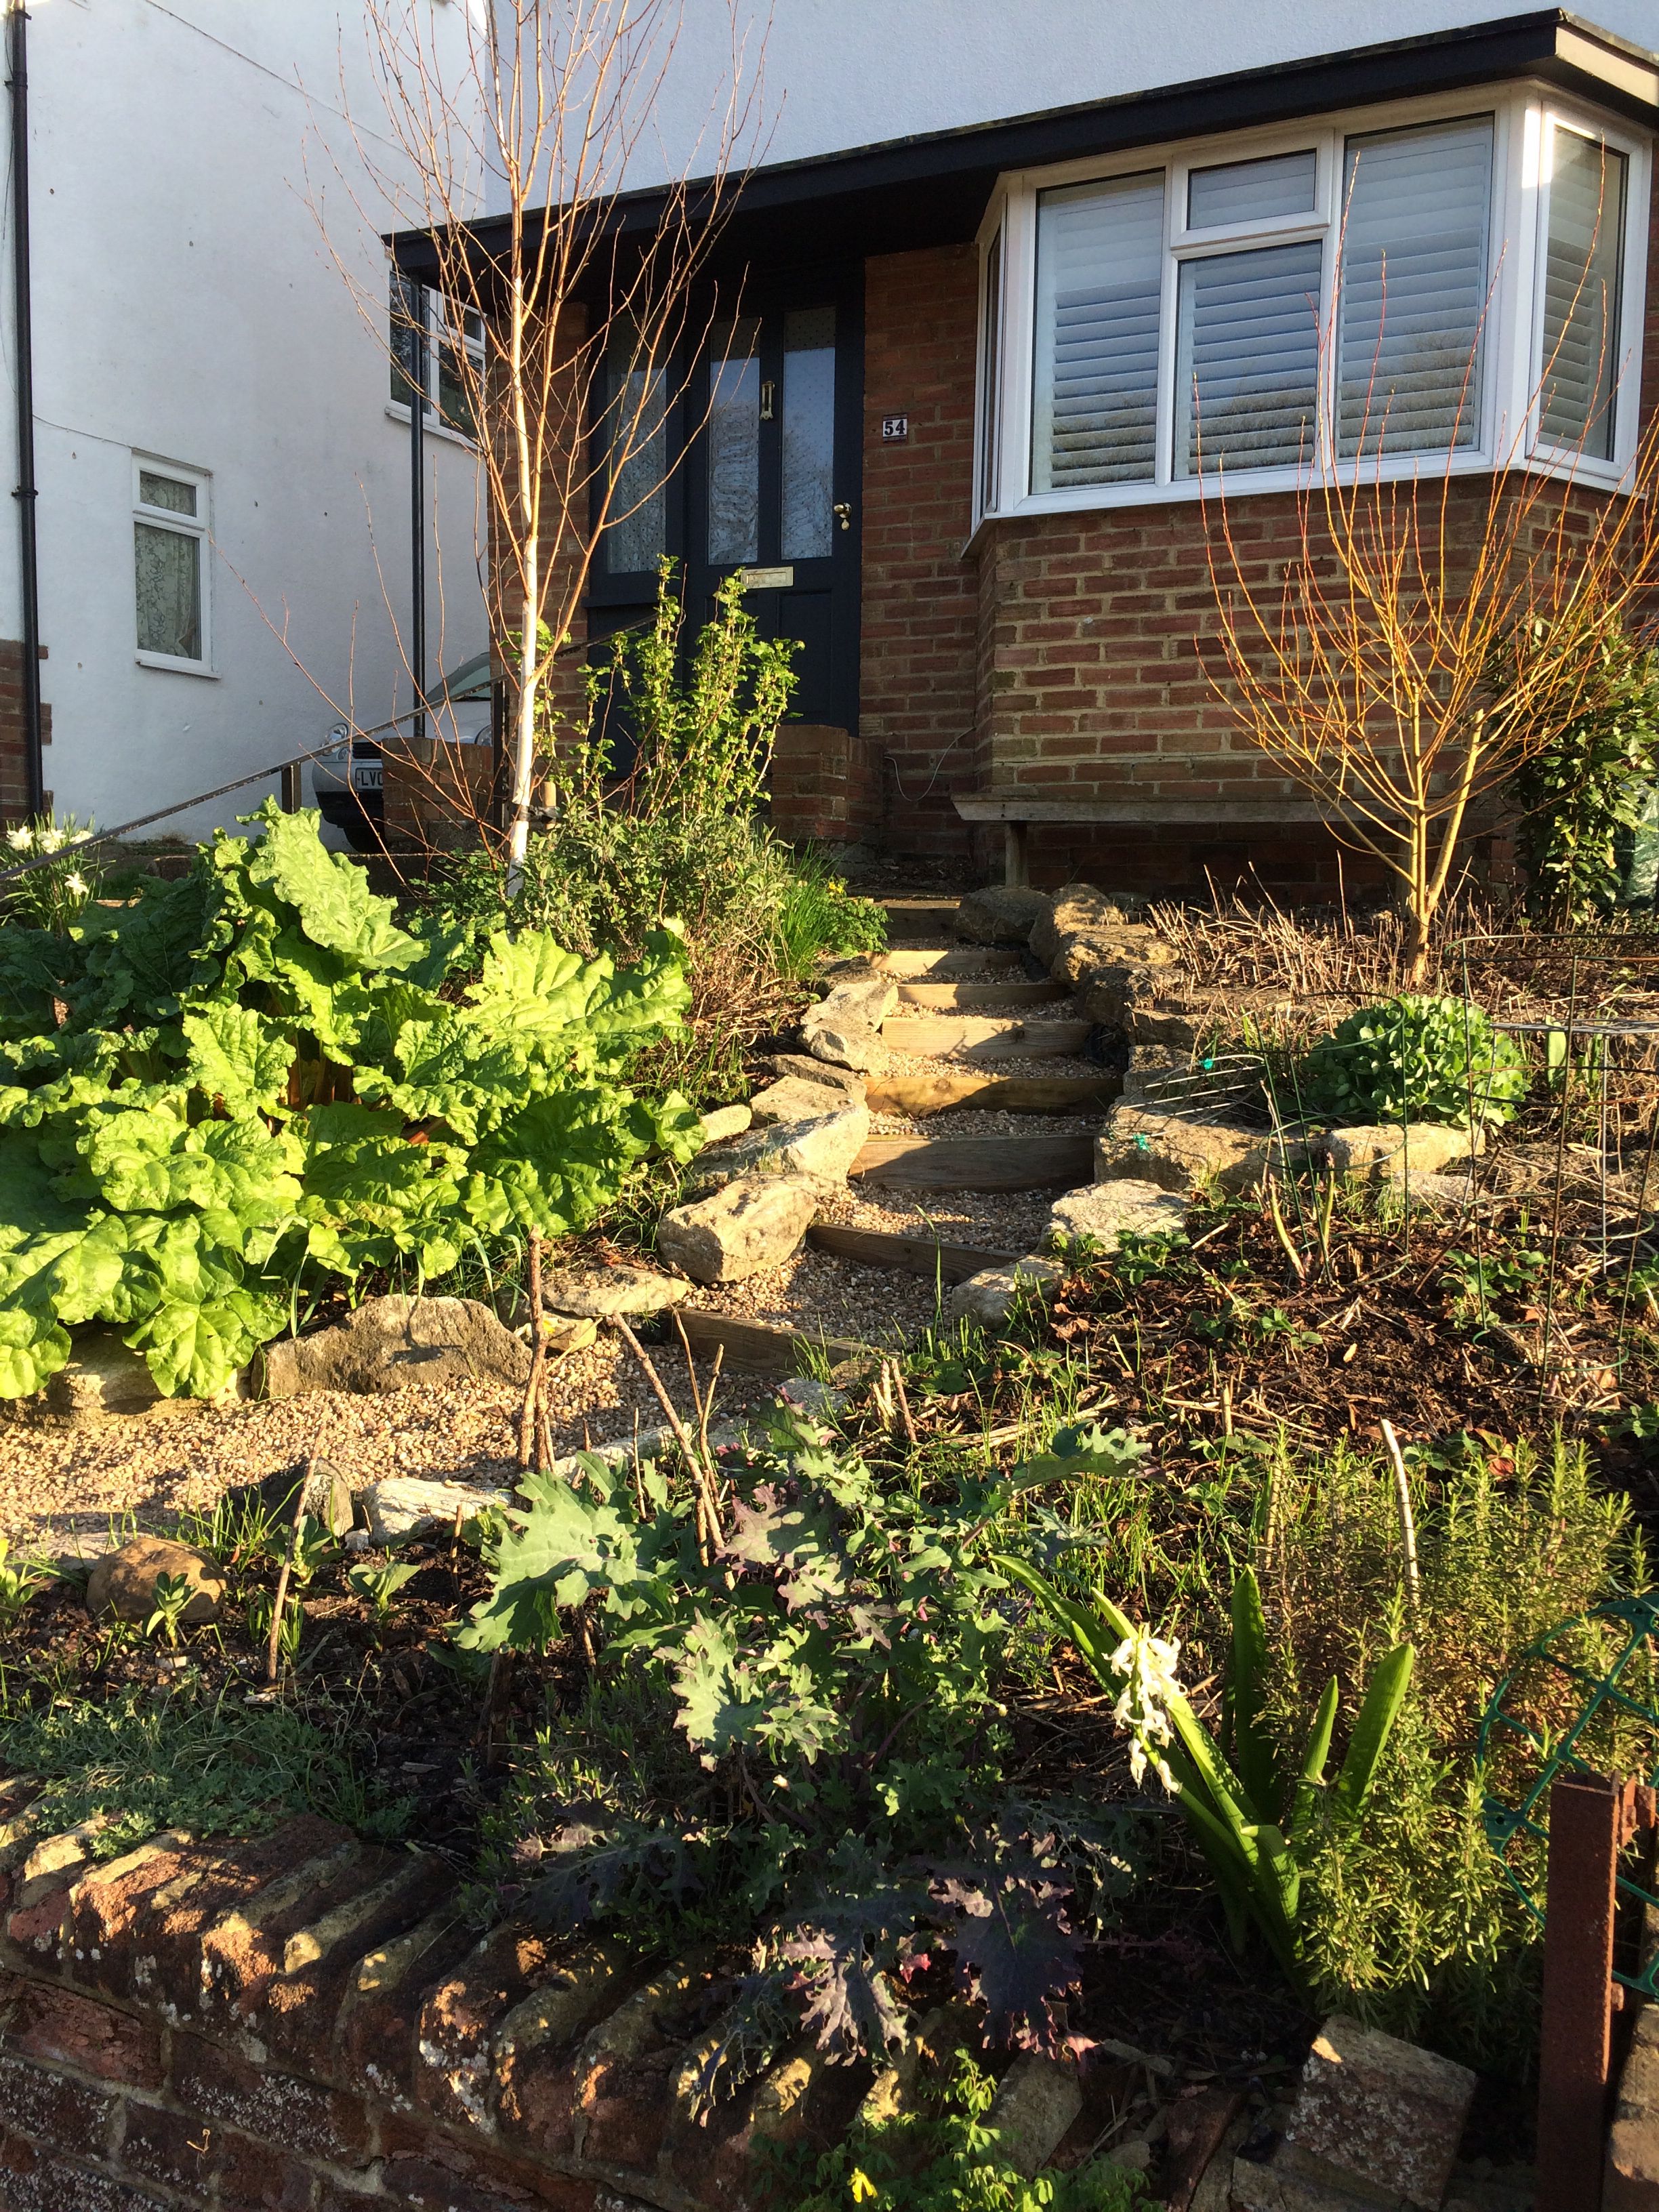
[18,0,489,841]
[510,0,1659,202]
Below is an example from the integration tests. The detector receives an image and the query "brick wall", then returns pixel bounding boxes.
[0,642,45,823]
[859,247,981,859]
[770,721,882,845]
[0,1777,852,2212]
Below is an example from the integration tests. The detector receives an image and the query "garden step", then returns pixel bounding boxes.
[879,896,961,939]
[806,1221,1021,1282]
[676,1309,876,1376]
[851,1133,1094,1191]
[897,979,1071,1010]
[866,1072,1120,1116]
[878,1016,1093,1061]
[881,947,1023,978]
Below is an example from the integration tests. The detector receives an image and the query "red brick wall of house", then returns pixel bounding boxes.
[0,644,45,825]
[859,246,982,859]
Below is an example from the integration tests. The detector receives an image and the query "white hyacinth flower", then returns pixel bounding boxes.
[5,824,33,851]
[1110,1628,1183,1795]
[63,871,89,898]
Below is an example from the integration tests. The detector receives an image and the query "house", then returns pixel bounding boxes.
[401,1,1659,897]
[0,0,487,847]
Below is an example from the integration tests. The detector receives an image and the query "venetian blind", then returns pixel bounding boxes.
[1538,127,1627,462]
[1031,171,1164,491]
[1336,117,1494,459]
[1174,239,1323,476]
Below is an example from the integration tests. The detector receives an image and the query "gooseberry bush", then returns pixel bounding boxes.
[1303,994,1527,1128]
[0,803,700,1399]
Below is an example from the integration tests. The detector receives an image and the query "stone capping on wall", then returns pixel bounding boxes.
[0,1774,835,2212]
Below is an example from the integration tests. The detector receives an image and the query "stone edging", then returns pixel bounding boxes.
[0,1776,844,2212]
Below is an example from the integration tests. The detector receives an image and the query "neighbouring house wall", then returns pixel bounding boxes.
[0,647,45,824]
[859,246,981,859]
[5,2,488,843]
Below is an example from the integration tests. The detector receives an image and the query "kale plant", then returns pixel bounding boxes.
[1302,994,1526,1129]
[470,1414,1150,2106]
[0,803,699,1398]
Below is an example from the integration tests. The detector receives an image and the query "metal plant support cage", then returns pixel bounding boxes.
[1481,1595,1659,1996]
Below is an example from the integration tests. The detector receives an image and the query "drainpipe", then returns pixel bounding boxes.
[409,287,426,748]
[7,0,41,815]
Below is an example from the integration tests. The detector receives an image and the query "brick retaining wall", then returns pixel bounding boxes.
[0,1779,846,2212]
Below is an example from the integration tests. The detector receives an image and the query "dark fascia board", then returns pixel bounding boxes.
[390,9,1657,287]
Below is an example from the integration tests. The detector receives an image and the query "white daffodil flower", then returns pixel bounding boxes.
[63,871,89,899]
[5,824,32,851]
[1109,1628,1183,1795]
[37,825,66,853]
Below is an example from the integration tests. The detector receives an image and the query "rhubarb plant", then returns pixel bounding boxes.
[0,804,699,1398]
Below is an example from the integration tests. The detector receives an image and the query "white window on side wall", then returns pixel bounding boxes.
[133,457,209,673]
[974,84,1650,525]
[391,270,485,443]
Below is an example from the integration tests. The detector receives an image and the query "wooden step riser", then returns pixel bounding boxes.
[851,1134,1093,1191]
[898,981,1069,1011]
[676,1309,872,1376]
[880,1017,1093,1061]
[881,948,1022,979]
[865,1073,1121,1116]
[807,1223,1020,1282]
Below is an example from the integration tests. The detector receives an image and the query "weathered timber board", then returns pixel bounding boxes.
[879,1017,1093,1061]
[850,1134,1094,1190]
[676,1308,874,1376]
[897,980,1070,1010]
[881,948,1023,979]
[865,1073,1121,1117]
[806,1222,1021,1282]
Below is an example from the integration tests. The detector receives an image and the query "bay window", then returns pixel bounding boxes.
[975,85,1649,523]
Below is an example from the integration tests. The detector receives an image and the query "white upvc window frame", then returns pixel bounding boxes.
[972,80,1651,531]
[132,454,212,677]
[388,270,486,447]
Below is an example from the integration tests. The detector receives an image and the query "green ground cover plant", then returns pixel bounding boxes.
[0,802,698,1398]
[1302,995,1527,1128]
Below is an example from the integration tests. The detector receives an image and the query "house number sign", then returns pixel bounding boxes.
[882,414,909,442]
[738,565,794,591]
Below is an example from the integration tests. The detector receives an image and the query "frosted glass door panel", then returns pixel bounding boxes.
[707,320,761,565]
[782,306,836,560]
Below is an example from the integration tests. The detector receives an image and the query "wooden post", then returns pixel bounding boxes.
[279,760,302,813]
[1538,1774,1643,2212]
[1004,819,1030,888]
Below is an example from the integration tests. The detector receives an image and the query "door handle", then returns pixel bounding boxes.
[833,501,852,531]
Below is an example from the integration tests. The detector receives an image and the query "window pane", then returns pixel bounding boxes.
[138,470,196,516]
[979,228,1002,513]
[706,319,760,565]
[135,523,202,660]
[782,306,836,560]
[1174,239,1322,476]
[605,356,668,575]
[436,337,478,440]
[390,271,424,411]
[1337,117,1494,459]
[1188,150,1317,228]
[1032,171,1164,491]
[1539,129,1627,461]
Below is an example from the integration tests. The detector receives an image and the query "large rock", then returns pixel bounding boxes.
[697,1103,752,1144]
[750,1076,857,1126]
[1050,1181,1189,1247]
[1282,2013,1475,2211]
[1126,998,1206,1049]
[222,1458,356,1539]
[984,2055,1082,2179]
[1029,882,1134,969]
[1324,1123,1483,1181]
[689,1107,869,1191]
[538,1265,691,1319]
[764,1054,868,1101]
[42,1332,175,1426]
[85,1536,224,1626]
[657,1173,821,1284]
[800,975,897,1076]
[953,886,1052,947]
[361,1477,511,1546]
[947,1256,1063,1327]
[261,1295,531,1398]
[1093,1105,1294,1195]
[1075,964,1183,1029]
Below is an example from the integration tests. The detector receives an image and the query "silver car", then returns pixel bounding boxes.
[310,652,494,851]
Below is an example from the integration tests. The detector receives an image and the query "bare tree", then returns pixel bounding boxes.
[1205,188,1659,980]
[331,0,765,869]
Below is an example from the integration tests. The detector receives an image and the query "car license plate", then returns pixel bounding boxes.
[352,762,383,794]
